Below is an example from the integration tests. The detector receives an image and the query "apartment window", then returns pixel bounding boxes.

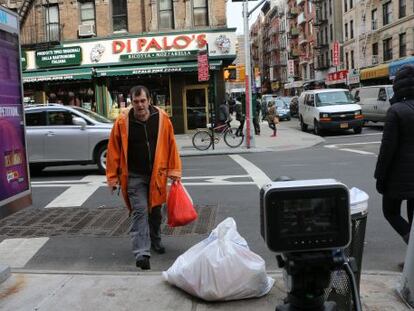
[372,42,378,56]
[112,0,128,32]
[399,0,406,18]
[350,20,354,39]
[345,52,349,69]
[159,0,174,29]
[351,50,354,68]
[383,38,393,61]
[371,9,377,30]
[345,23,348,39]
[383,2,392,26]
[325,26,328,43]
[45,5,60,42]
[79,1,95,26]
[399,32,407,57]
[308,0,313,14]
[344,0,347,12]
[329,0,332,15]
[309,22,313,35]
[330,24,333,41]
[350,0,353,9]
[193,0,209,27]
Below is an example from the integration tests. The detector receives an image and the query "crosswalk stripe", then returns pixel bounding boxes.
[0,238,49,268]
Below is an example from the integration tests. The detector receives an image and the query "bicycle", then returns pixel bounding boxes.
[192,120,244,151]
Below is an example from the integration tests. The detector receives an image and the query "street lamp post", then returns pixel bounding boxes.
[243,0,267,149]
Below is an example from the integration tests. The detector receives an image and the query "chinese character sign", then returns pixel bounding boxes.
[333,41,340,67]
[287,60,295,77]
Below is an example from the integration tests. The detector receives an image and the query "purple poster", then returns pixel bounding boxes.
[0,28,29,203]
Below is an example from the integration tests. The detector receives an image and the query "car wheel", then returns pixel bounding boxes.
[96,144,108,175]
[354,127,362,134]
[300,116,307,132]
[314,120,322,136]
[287,117,291,121]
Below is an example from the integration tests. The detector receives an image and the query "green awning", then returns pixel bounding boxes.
[95,61,223,77]
[23,67,92,83]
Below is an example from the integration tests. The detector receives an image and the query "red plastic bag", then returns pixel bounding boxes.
[167,181,198,227]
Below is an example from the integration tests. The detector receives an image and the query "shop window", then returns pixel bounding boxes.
[383,2,392,26]
[44,4,60,42]
[25,111,47,126]
[399,32,407,57]
[371,9,377,30]
[46,87,96,111]
[159,0,174,30]
[193,0,209,27]
[112,0,128,32]
[399,0,406,18]
[383,38,393,61]
[79,1,96,27]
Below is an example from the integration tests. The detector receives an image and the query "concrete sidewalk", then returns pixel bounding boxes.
[0,270,410,310]
[176,120,325,156]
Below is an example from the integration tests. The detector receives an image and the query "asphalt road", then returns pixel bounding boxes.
[0,119,407,273]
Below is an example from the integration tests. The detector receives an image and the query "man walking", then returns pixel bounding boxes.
[106,85,182,270]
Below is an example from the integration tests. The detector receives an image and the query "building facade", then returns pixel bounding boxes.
[2,0,236,133]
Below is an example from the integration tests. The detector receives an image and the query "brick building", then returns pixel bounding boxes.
[1,0,236,133]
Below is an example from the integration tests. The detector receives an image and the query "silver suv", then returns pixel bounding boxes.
[24,104,113,174]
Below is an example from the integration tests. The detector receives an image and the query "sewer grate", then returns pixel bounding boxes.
[0,205,218,238]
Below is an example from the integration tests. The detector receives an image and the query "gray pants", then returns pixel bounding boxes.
[127,173,162,260]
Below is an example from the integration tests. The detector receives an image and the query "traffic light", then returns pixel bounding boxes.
[224,66,237,81]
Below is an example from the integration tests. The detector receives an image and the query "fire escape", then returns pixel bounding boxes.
[313,0,329,70]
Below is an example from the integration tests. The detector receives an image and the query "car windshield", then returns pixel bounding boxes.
[72,107,112,123]
[275,100,288,109]
[315,91,354,107]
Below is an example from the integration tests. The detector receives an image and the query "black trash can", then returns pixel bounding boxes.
[325,188,369,310]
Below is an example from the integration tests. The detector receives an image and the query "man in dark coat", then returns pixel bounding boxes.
[375,64,414,249]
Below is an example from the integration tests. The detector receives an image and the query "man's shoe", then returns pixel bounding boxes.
[151,242,166,254]
[136,256,150,270]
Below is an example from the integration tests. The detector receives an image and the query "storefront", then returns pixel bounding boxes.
[22,29,237,133]
[360,63,390,86]
[325,70,348,89]
[389,56,414,80]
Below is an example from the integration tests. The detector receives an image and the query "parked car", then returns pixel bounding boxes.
[352,85,394,123]
[274,99,291,121]
[24,104,113,174]
[298,89,364,135]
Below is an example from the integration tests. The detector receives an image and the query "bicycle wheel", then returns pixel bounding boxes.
[192,130,212,150]
[224,127,244,148]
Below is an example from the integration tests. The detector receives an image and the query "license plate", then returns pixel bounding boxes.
[340,123,348,128]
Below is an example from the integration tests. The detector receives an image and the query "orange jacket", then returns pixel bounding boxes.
[106,106,182,212]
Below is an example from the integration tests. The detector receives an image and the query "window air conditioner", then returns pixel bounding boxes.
[78,24,95,37]
[372,55,378,65]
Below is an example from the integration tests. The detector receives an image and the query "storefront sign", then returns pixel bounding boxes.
[287,60,295,77]
[120,50,198,61]
[326,70,348,85]
[347,69,360,85]
[360,64,389,80]
[35,46,82,68]
[197,50,209,82]
[0,11,30,205]
[332,41,340,67]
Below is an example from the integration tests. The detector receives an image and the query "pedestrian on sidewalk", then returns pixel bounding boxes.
[106,85,182,270]
[253,95,261,135]
[267,101,279,137]
[234,96,245,136]
[218,100,230,127]
[375,64,414,252]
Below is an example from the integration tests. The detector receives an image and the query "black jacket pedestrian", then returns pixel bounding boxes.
[374,64,414,198]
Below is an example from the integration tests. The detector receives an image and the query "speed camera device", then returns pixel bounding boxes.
[260,179,351,253]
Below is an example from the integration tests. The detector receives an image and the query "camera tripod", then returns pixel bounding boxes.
[275,250,362,311]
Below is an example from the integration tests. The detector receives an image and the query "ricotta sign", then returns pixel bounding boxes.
[35,46,82,68]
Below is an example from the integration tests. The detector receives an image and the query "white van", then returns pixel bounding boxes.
[298,89,364,135]
[353,85,393,122]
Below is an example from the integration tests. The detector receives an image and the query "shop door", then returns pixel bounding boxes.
[184,87,208,132]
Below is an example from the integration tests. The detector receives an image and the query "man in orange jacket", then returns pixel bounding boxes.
[106,85,182,270]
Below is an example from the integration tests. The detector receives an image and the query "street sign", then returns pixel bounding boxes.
[287,60,295,77]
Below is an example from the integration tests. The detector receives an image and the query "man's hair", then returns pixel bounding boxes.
[130,85,150,100]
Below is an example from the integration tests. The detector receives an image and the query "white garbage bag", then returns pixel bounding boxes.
[349,187,369,215]
[163,217,275,301]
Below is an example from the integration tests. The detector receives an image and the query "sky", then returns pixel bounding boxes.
[226,1,264,35]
